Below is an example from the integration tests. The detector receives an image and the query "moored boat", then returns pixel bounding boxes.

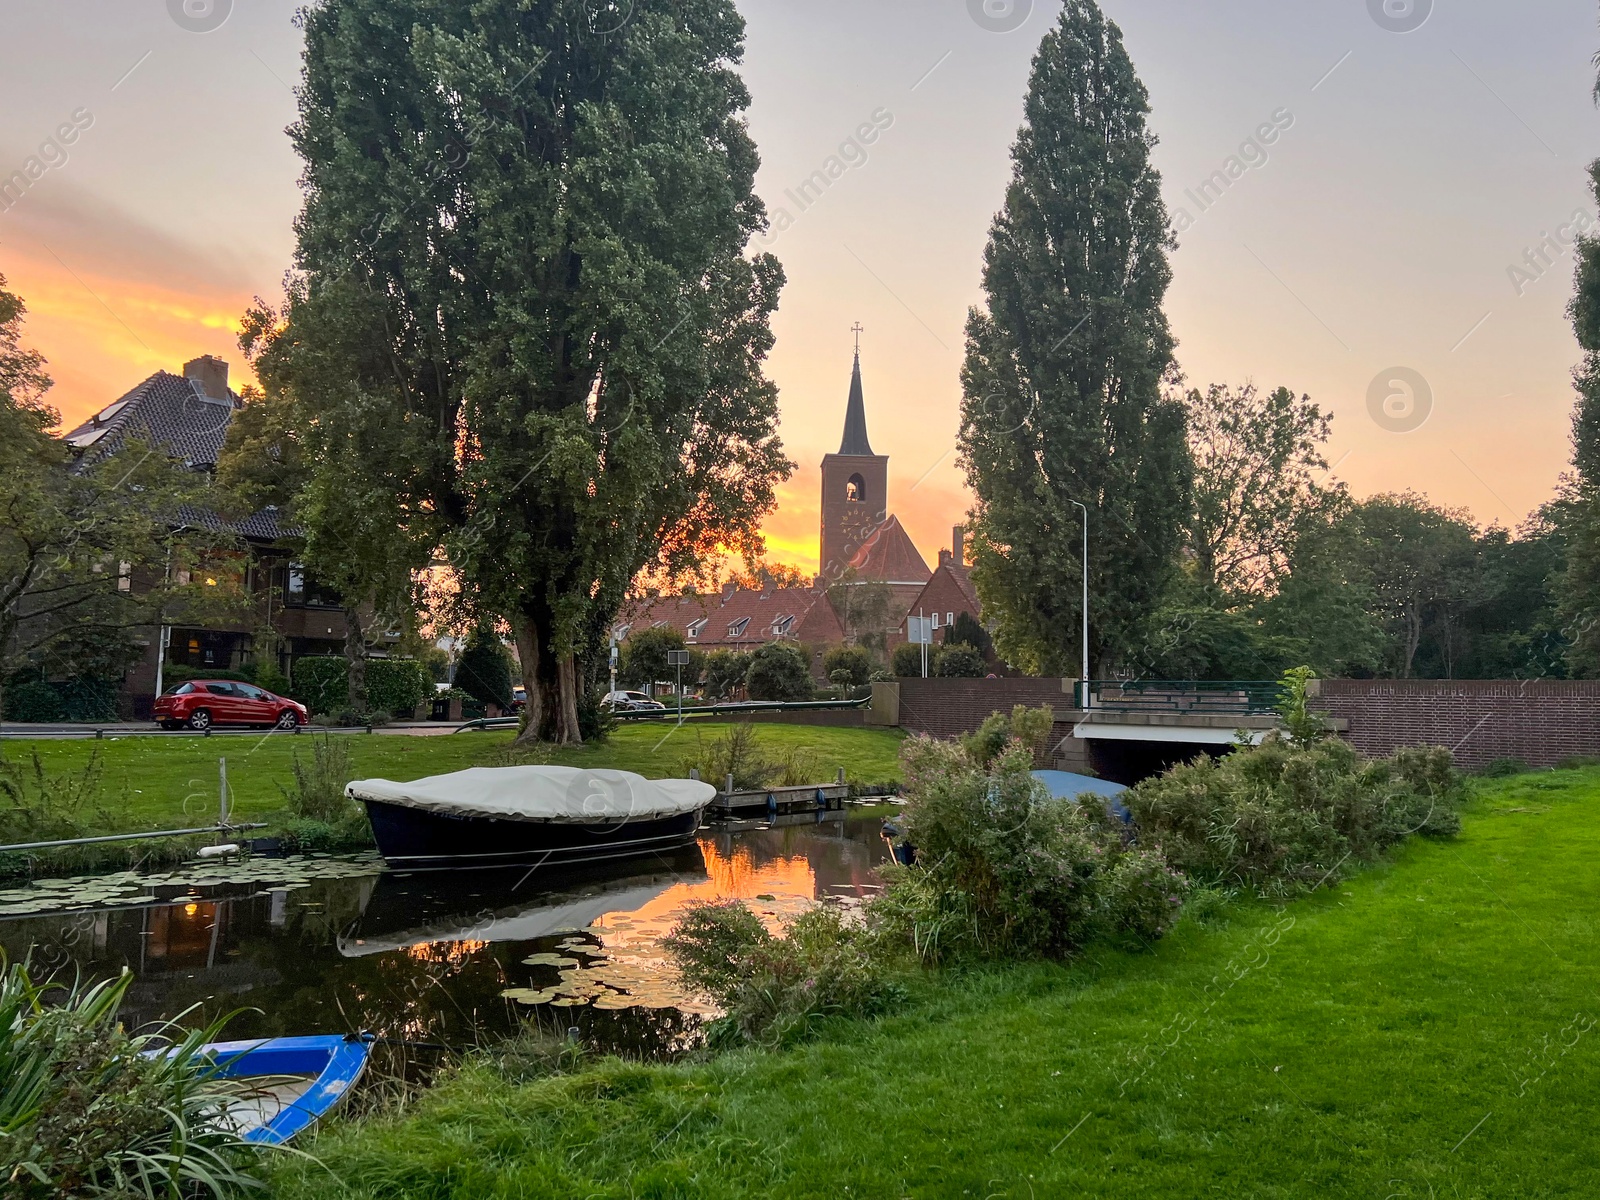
[199,1034,371,1145]
[346,766,717,872]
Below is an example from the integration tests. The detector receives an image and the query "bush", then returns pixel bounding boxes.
[0,748,111,847]
[744,642,813,701]
[822,646,874,689]
[456,628,514,709]
[0,960,263,1198]
[960,704,1055,769]
[291,656,348,717]
[663,901,903,1045]
[932,643,985,678]
[947,611,991,655]
[1124,736,1466,895]
[891,642,926,678]
[880,735,1189,963]
[1480,757,1532,778]
[252,663,292,697]
[701,651,752,701]
[366,658,434,716]
[280,732,357,821]
[2,681,63,723]
[681,723,768,791]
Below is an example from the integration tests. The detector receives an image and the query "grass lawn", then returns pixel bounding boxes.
[267,767,1600,1199]
[0,722,907,833]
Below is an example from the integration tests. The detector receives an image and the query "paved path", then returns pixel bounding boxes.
[0,721,472,740]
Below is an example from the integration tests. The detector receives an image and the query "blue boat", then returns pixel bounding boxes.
[200,1034,372,1145]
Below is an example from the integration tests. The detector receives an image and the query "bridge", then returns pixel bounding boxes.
[871,676,1593,782]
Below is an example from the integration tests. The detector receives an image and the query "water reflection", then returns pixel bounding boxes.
[1,807,894,1060]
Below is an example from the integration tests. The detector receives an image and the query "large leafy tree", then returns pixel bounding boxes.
[1183,382,1337,595]
[959,0,1191,677]
[272,0,791,742]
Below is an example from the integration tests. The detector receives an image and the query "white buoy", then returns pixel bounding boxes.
[197,843,240,859]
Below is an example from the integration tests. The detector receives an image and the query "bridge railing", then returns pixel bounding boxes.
[1076,680,1282,716]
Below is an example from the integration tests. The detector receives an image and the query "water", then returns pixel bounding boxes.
[0,807,895,1060]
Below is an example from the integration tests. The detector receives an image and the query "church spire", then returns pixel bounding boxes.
[838,324,874,456]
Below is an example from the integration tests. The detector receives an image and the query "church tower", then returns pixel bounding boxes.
[819,331,890,582]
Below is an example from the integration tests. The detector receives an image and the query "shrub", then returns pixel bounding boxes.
[2,681,63,724]
[702,651,752,701]
[1480,757,1532,777]
[822,645,874,688]
[890,642,925,677]
[1124,736,1466,895]
[456,628,514,709]
[947,611,991,655]
[663,901,903,1045]
[366,658,434,716]
[932,643,985,678]
[252,663,292,697]
[744,642,813,701]
[960,704,1055,769]
[280,732,357,821]
[1276,665,1326,746]
[881,733,1189,963]
[0,960,263,1198]
[680,723,769,791]
[291,656,348,717]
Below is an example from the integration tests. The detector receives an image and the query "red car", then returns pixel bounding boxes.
[154,680,308,732]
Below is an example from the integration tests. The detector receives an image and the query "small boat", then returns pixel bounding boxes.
[199,1034,372,1145]
[347,766,717,872]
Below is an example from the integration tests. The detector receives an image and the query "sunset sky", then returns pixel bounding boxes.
[1,0,1595,574]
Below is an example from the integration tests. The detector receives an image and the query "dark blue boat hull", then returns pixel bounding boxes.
[363,799,706,872]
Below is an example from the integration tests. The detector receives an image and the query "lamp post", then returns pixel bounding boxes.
[1070,500,1089,709]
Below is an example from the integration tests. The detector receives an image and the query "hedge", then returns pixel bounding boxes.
[291,657,348,717]
[290,656,434,718]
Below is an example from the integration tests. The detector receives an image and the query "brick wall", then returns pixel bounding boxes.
[894,677,1071,741]
[1318,679,1600,770]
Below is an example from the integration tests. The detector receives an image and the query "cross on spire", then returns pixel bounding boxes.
[852,322,864,355]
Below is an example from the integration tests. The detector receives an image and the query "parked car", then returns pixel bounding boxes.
[154,681,308,732]
[602,689,666,712]
[512,685,527,713]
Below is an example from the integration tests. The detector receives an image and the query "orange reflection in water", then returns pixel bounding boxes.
[404,939,490,967]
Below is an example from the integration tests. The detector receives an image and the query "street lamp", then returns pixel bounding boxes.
[1070,500,1089,709]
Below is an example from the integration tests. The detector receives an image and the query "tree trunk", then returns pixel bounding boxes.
[345,607,367,712]
[513,614,544,747]
[556,652,583,746]
[513,611,584,746]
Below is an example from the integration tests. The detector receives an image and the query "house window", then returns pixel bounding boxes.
[947,612,954,626]
[117,562,132,593]
[687,618,709,640]
[728,617,750,638]
[931,613,940,629]
[772,615,795,637]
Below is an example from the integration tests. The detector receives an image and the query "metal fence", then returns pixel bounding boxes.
[1076,680,1283,716]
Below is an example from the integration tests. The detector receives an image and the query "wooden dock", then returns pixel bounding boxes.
[710,782,851,819]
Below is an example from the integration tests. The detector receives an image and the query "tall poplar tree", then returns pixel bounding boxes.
[958,0,1190,677]
[273,0,790,742]
[1558,79,1600,672]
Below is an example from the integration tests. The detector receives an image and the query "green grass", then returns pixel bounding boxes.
[267,767,1600,1198]
[0,722,907,833]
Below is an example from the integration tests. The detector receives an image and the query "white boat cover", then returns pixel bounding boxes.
[345,766,715,824]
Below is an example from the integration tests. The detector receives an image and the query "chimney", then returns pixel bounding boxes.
[953,525,966,565]
[183,355,231,401]
[938,548,952,567]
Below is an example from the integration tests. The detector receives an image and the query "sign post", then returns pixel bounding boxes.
[667,650,691,725]
[907,614,933,678]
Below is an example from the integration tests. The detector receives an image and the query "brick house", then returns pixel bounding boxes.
[60,356,357,717]
[618,584,846,680]
[904,526,982,644]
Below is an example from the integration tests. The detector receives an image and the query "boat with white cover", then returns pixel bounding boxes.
[346,766,716,872]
